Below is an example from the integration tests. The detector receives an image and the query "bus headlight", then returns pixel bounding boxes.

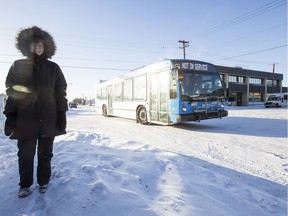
[182,106,187,112]
[220,104,224,108]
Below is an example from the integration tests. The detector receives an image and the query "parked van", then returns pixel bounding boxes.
[264,93,288,108]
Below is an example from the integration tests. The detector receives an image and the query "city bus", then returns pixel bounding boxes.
[95,59,228,125]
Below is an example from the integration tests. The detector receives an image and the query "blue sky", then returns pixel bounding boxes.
[0,0,287,100]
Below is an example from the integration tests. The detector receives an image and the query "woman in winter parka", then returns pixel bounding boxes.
[3,26,68,197]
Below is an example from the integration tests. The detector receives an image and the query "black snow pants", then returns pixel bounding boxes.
[17,136,54,188]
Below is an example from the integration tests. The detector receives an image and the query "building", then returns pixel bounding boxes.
[216,65,285,106]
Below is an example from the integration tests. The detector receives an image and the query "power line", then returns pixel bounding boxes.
[60,65,130,71]
[56,57,147,64]
[1,41,286,70]
[208,22,287,49]
[0,61,132,71]
[219,44,287,60]
[203,0,286,35]
[0,53,149,65]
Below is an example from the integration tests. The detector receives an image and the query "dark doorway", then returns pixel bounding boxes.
[236,93,242,106]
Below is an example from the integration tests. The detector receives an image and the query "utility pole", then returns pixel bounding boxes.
[272,63,275,94]
[271,63,278,94]
[178,40,189,59]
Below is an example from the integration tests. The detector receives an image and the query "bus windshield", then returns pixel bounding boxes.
[178,70,224,100]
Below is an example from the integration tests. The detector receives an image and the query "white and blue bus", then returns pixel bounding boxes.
[95,59,228,125]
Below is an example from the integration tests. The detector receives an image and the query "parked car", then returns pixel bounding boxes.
[69,102,78,108]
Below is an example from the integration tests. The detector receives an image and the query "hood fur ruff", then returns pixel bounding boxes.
[16,26,56,59]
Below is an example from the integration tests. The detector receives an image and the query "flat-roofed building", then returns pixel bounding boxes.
[216,65,285,106]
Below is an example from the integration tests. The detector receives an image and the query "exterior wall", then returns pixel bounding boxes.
[216,65,284,106]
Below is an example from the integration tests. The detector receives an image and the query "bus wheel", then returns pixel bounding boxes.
[137,106,148,125]
[102,105,108,117]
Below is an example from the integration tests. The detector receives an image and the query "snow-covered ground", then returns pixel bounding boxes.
[0,105,287,216]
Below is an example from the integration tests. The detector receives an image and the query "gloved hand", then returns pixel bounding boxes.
[4,114,16,136]
[57,111,66,132]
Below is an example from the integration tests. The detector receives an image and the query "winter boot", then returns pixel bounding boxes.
[18,187,31,198]
[39,184,49,194]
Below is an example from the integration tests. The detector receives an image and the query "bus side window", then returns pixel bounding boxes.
[170,80,177,99]
[133,75,146,100]
[124,79,132,101]
[115,82,123,101]
[170,70,177,99]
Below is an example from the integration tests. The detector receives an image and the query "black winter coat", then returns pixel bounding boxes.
[4,57,68,139]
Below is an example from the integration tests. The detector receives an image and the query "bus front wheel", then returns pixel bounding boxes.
[137,106,148,125]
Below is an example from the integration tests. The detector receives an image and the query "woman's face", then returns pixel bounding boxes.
[30,42,44,56]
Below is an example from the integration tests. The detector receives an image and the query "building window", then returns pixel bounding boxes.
[229,75,237,83]
[228,75,245,83]
[238,76,244,83]
[249,77,262,85]
[267,79,277,87]
[249,92,263,102]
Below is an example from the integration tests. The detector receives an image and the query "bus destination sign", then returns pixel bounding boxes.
[174,62,210,71]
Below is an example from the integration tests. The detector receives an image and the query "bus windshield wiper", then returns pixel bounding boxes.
[181,94,195,101]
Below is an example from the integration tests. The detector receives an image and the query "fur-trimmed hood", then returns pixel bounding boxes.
[16,26,56,59]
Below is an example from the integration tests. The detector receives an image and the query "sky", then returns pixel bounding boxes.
[0,105,287,215]
[0,0,287,101]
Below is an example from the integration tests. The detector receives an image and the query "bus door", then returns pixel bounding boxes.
[149,72,168,123]
[107,86,113,115]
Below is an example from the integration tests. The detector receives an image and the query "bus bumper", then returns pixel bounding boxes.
[180,110,228,122]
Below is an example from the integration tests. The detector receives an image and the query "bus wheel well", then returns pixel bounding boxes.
[136,106,148,125]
